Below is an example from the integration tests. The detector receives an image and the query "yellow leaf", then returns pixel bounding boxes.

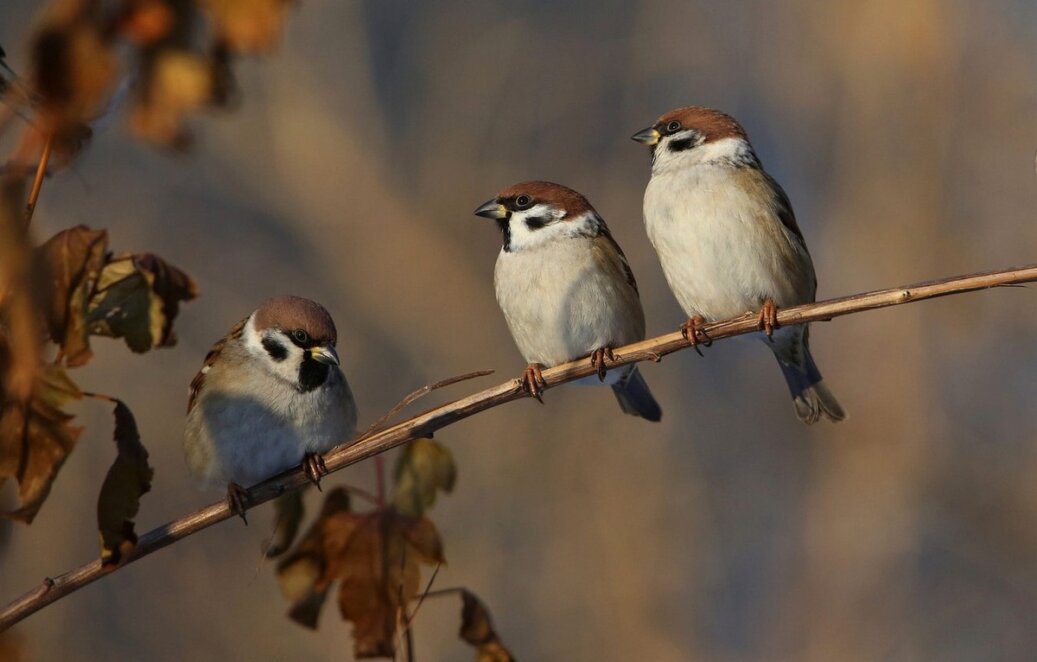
[392,437,456,517]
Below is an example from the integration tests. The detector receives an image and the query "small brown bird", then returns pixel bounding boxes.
[183,296,357,520]
[475,181,661,421]
[633,107,844,423]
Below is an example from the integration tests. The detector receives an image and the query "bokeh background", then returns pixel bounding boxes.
[2,0,1037,659]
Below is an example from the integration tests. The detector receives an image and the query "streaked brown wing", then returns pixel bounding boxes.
[187,317,246,414]
[595,219,640,295]
[763,171,807,248]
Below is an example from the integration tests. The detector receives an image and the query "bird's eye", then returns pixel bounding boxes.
[666,120,682,134]
[291,329,309,344]
[515,195,532,209]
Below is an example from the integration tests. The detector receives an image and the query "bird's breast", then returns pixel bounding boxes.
[644,167,813,320]
[494,240,643,367]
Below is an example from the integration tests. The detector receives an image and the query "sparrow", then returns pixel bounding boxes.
[474,181,662,422]
[632,106,844,424]
[183,295,358,521]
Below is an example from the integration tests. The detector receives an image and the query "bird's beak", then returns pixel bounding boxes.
[473,199,508,220]
[310,345,340,366]
[631,127,661,146]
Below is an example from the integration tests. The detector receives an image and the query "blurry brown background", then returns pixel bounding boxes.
[2,0,1037,660]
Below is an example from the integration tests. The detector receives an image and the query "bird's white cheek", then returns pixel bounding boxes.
[506,205,567,252]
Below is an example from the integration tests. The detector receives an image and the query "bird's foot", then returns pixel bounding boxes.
[521,363,547,402]
[303,452,327,490]
[226,482,250,525]
[680,316,712,356]
[589,347,616,382]
[757,298,779,339]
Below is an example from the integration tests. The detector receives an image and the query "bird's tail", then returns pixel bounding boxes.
[611,366,662,422]
[771,327,845,425]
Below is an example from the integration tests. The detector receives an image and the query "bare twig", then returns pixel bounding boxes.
[23,132,52,227]
[405,563,442,629]
[1,264,1036,630]
[361,369,495,438]
[362,369,493,508]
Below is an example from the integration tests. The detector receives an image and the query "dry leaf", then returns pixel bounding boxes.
[97,399,153,565]
[131,50,212,146]
[86,251,198,353]
[392,437,456,517]
[35,225,109,367]
[276,487,351,629]
[120,0,176,45]
[31,6,119,139]
[460,590,515,662]
[0,176,39,405]
[324,509,444,658]
[0,365,83,523]
[203,0,293,54]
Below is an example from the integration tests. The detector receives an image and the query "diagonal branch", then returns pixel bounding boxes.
[1,263,1036,630]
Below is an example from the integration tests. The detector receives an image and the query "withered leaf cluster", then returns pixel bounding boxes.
[36,225,198,365]
[274,439,514,660]
[2,212,194,565]
[3,0,295,164]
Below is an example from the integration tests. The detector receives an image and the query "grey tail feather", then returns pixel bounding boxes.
[774,345,846,424]
[611,367,662,422]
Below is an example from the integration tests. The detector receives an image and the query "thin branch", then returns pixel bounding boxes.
[419,587,465,601]
[361,369,495,438]
[1,264,1036,631]
[22,132,52,228]
[405,563,443,628]
[362,369,493,508]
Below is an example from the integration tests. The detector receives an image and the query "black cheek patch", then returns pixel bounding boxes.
[669,136,700,152]
[298,355,331,392]
[524,216,550,230]
[262,337,288,362]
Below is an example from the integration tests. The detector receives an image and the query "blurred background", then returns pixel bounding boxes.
[2,0,1037,659]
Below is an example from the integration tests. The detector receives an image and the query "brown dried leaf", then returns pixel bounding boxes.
[0,364,82,523]
[0,629,25,662]
[31,7,118,141]
[324,509,444,658]
[119,0,176,46]
[131,50,212,146]
[86,251,198,353]
[0,176,38,404]
[97,399,153,565]
[275,487,351,629]
[392,437,456,517]
[460,590,515,662]
[35,225,109,367]
[203,0,293,54]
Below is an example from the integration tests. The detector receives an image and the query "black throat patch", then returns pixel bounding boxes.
[497,218,512,252]
[297,354,331,392]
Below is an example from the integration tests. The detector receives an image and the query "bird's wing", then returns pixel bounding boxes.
[593,217,640,295]
[187,317,246,414]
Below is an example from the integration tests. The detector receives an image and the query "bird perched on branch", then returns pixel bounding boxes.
[183,296,357,521]
[475,181,662,421]
[632,107,844,424]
